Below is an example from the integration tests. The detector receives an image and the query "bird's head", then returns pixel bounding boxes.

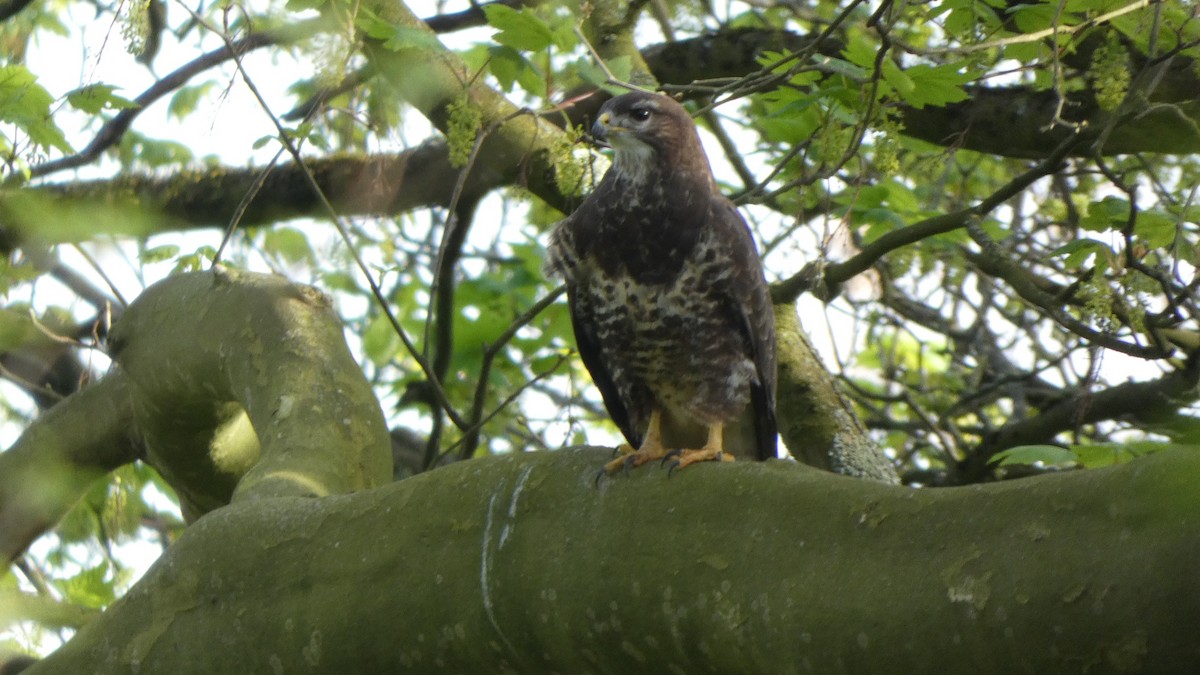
[591,92,710,183]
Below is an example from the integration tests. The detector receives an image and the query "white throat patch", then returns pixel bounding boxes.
[610,137,656,185]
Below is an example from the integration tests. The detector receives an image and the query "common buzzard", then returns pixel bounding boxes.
[545,91,777,473]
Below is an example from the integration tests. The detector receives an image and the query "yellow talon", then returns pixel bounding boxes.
[604,410,669,474]
[671,422,734,470]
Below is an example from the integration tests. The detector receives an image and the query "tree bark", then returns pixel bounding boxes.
[25,446,1200,674]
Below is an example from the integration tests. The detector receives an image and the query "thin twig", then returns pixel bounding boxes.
[27,18,325,181]
[445,351,569,462]
[457,285,567,461]
[573,24,651,93]
[932,0,1153,55]
[773,129,1091,302]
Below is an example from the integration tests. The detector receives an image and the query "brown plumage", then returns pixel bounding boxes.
[545,91,777,472]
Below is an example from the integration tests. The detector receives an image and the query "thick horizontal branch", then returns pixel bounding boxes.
[30,447,1200,673]
[8,144,494,239]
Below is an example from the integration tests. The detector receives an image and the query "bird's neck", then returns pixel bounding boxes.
[610,146,659,186]
[610,135,714,190]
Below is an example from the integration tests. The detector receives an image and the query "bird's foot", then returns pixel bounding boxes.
[603,440,669,475]
[665,445,734,476]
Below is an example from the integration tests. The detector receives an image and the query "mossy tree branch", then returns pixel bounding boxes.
[1,269,394,561]
[25,447,1200,673]
[108,268,393,517]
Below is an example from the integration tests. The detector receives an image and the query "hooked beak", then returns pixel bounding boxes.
[590,111,614,147]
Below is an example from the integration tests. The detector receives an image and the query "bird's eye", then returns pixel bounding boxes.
[630,107,651,122]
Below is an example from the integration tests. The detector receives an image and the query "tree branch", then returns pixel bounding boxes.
[29,447,1200,672]
[107,268,393,516]
[959,355,1200,481]
[0,374,141,565]
[774,303,898,482]
[964,219,1168,360]
[27,19,327,181]
[774,130,1089,304]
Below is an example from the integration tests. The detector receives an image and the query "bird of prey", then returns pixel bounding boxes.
[544,91,777,474]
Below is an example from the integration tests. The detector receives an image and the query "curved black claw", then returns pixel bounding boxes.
[593,467,608,488]
[621,454,639,476]
[665,457,686,478]
[659,448,682,468]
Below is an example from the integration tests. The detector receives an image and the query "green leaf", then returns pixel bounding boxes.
[489,46,528,92]
[1068,441,1172,468]
[1007,3,1058,33]
[139,244,181,264]
[262,226,315,265]
[171,246,216,274]
[0,65,73,153]
[991,445,1078,467]
[362,313,400,366]
[487,45,547,97]
[381,26,441,52]
[1,191,155,243]
[515,58,547,98]
[882,61,916,98]
[943,7,977,37]
[1135,211,1177,248]
[137,138,194,167]
[483,5,554,52]
[354,9,440,51]
[1080,196,1129,231]
[891,63,974,109]
[548,15,578,51]
[1051,239,1111,268]
[320,270,360,294]
[168,82,215,120]
[1138,413,1200,444]
[58,562,116,609]
[0,308,38,352]
[0,257,41,297]
[603,56,632,88]
[575,55,632,92]
[841,36,879,71]
[66,84,138,114]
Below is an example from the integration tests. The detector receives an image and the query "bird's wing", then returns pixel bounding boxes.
[568,287,644,449]
[716,200,778,460]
